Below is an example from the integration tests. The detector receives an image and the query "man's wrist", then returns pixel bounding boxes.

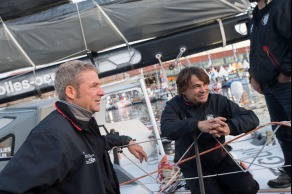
[125,136,133,145]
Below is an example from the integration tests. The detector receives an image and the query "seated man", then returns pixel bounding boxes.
[161,67,260,194]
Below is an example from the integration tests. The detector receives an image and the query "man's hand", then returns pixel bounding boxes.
[198,117,229,138]
[127,141,148,163]
[277,74,291,84]
[251,77,263,94]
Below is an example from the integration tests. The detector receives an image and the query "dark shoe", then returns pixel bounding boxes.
[268,169,291,188]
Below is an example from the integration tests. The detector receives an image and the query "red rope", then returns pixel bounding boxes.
[120,122,291,187]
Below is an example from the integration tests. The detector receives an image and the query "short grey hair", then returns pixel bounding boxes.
[54,60,98,100]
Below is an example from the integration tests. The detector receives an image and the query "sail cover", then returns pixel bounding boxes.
[0,0,250,74]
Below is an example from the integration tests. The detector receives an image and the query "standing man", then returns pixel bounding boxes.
[248,0,291,188]
[0,60,147,194]
[161,67,260,194]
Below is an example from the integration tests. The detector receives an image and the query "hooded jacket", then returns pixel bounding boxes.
[248,0,291,86]
[161,94,259,169]
[0,101,129,194]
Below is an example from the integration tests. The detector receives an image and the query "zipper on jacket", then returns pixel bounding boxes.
[263,46,281,71]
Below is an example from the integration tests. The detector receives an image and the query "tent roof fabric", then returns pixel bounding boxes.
[0,0,249,74]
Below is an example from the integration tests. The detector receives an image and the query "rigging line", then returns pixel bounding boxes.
[185,56,192,67]
[116,138,169,149]
[179,165,292,181]
[46,50,88,65]
[246,124,281,171]
[121,152,160,184]
[119,121,290,186]
[238,145,280,161]
[91,0,131,52]
[213,137,246,172]
[158,169,180,194]
[177,122,291,166]
[174,47,187,69]
[162,132,203,185]
[75,3,88,51]
[216,0,246,12]
[0,17,42,96]
[121,165,292,188]
[241,160,287,170]
[0,18,36,69]
[217,19,227,48]
[155,54,174,98]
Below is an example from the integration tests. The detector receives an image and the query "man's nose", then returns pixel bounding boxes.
[99,88,105,96]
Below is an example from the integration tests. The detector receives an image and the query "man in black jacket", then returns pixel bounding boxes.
[161,67,260,194]
[248,0,291,188]
[0,60,147,194]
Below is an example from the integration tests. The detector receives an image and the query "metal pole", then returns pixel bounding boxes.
[139,77,165,158]
[193,133,206,194]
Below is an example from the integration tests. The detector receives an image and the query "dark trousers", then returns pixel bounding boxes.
[263,82,291,176]
[181,156,259,194]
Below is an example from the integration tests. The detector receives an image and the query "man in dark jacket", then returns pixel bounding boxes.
[248,0,291,188]
[0,60,147,194]
[161,67,260,194]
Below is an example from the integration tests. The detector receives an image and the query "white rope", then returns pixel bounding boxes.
[117,138,169,149]
[47,50,88,65]
[180,165,292,181]
[217,19,227,48]
[155,54,173,97]
[217,0,247,12]
[214,137,246,172]
[1,17,42,95]
[91,0,131,51]
[75,3,89,51]
[122,152,160,184]
[246,125,281,171]
[121,165,292,188]
[0,18,36,69]
[174,47,187,69]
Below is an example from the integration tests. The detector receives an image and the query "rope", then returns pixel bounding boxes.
[122,152,160,184]
[246,125,281,171]
[217,0,247,12]
[180,165,292,181]
[119,165,292,188]
[0,17,43,96]
[75,3,89,52]
[217,19,227,48]
[120,121,291,187]
[91,0,131,52]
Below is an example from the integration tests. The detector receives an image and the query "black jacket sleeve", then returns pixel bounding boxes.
[161,102,198,140]
[0,131,72,193]
[103,135,129,151]
[275,0,291,76]
[223,97,260,136]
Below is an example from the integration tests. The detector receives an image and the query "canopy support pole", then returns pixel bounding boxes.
[139,76,165,159]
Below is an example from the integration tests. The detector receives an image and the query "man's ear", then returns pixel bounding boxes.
[65,85,76,100]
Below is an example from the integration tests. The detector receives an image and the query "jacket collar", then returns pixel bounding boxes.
[55,101,88,132]
[60,100,93,122]
[181,94,210,107]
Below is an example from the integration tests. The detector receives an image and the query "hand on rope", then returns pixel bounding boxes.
[119,121,291,187]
